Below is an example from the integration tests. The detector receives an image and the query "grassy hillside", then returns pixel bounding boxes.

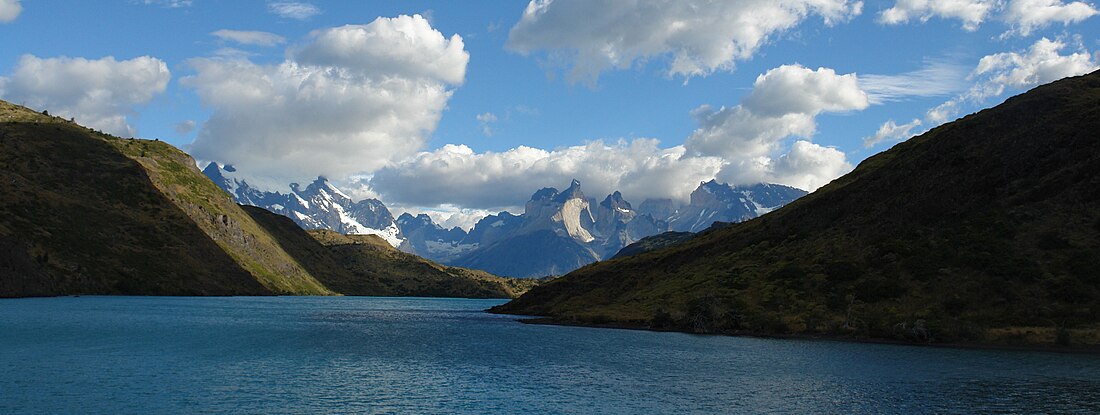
[106,136,332,295]
[303,227,540,298]
[0,99,538,299]
[0,101,271,295]
[492,71,1100,348]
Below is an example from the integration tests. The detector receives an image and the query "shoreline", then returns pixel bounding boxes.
[511,316,1100,355]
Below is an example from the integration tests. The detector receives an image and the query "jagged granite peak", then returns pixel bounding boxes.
[638,198,675,220]
[668,180,807,232]
[553,179,585,203]
[396,212,473,262]
[202,165,405,247]
[530,187,559,201]
[600,191,631,210]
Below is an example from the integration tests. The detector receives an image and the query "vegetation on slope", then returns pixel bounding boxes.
[1,100,525,299]
[492,71,1100,348]
[301,226,540,298]
[0,102,270,296]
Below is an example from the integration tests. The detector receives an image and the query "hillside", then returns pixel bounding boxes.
[0,101,330,295]
[0,103,243,295]
[492,71,1100,348]
[0,100,529,299]
[301,227,540,298]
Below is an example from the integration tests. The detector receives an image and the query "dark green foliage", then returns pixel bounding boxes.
[492,71,1100,348]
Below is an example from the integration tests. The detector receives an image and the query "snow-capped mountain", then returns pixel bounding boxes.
[202,163,405,247]
[665,180,807,232]
[204,163,804,277]
[436,179,803,277]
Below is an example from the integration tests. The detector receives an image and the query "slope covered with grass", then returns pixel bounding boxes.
[492,71,1100,348]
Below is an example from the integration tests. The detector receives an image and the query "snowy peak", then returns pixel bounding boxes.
[202,165,405,248]
[669,180,806,232]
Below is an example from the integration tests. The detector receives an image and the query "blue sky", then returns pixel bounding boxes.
[1,0,1098,226]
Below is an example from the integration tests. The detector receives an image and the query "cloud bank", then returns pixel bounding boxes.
[0,55,170,136]
[185,14,469,183]
[927,36,1099,124]
[506,0,863,83]
[877,0,1097,34]
[367,64,867,210]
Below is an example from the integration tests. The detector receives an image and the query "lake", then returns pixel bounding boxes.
[1,296,1099,414]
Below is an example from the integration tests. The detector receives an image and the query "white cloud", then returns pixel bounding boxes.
[928,36,1098,123]
[392,205,497,232]
[1002,0,1098,37]
[0,55,170,136]
[140,0,191,8]
[863,118,922,148]
[268,1,320,20]
[685,65,868,160]
[476,112,497,136]
[293,20,468,85]
[175,119,196,134]
[0,0,21,23]
[368,140,725,210]
[860,60,969,103]
[366,64,868,210]
[211,29,286,47]
[506,0,863,83]
[877,0,997,30]
[185,15,468,184]
[768,140,852,191]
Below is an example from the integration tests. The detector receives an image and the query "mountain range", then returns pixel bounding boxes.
[203,166,806,278]
[0,100,534,299]
[491,70,1100,349]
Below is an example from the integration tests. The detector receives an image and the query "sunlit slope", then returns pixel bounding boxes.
[0,101,329,295]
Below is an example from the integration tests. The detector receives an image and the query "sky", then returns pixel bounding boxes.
[1,0,1098,229]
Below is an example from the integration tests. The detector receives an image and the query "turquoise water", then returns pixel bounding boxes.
[1,296,1099,414]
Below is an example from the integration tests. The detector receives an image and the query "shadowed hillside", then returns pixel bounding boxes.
[0,102,283,295]
[492,71,1100,348]
[0,100,533,299]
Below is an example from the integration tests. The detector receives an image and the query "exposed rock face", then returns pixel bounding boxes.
[666,181,807,232]
[203,164,405,247]
[205,164,805,278]
[448,179,803,278]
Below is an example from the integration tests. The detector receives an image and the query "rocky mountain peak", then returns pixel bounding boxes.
[600,191,631,210]
[554,179,585,202]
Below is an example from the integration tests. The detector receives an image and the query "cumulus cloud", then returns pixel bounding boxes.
[863,118,922,148]
[506,0,863,83]
[185,15,468,184]
[927,36,1098,124]
[0,0,21,23]
[476,112,497,136]
[685,65,868,160]
[211,29,286,47]
[0,55,170,136]
[1002,0,1098,37]
[877,0,997,30]
[368,140,725,210]
[268,1,320,20]
[767,140,852,191]
[877,0,1097,33]
[367,64,868,210]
